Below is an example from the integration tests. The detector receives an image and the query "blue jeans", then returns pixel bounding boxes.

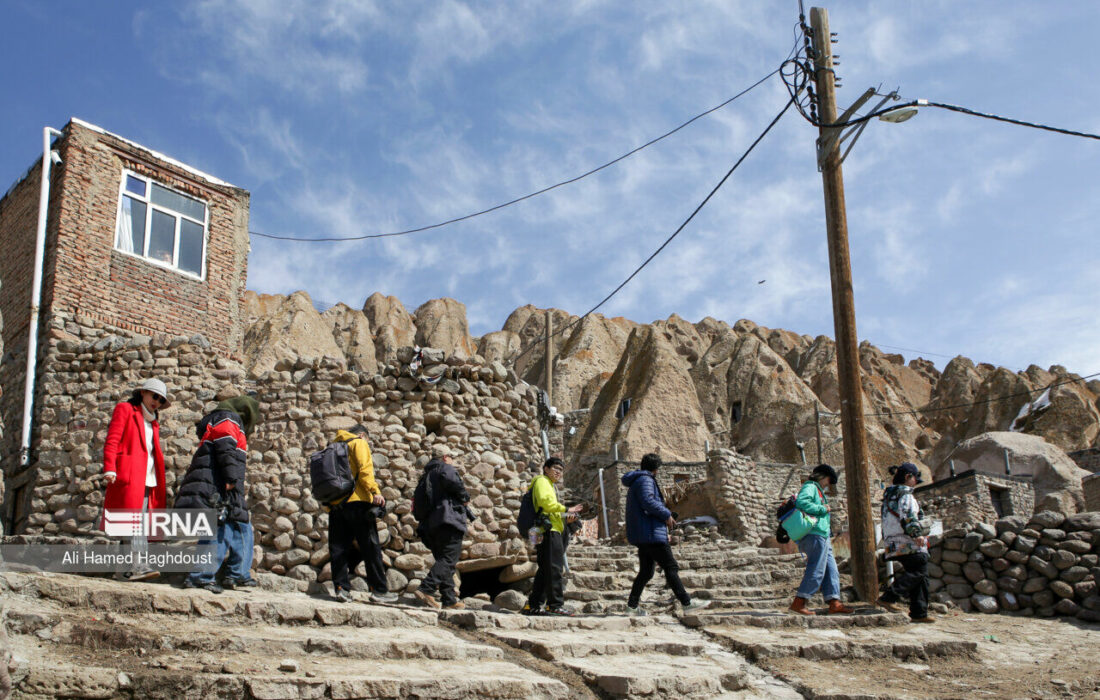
[188,520,254,584]
[796,534,840,601]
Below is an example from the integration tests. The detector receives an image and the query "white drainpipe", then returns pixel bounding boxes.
[19,126,64,467]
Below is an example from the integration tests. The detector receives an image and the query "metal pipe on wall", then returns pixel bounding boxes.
[20,126,64,467]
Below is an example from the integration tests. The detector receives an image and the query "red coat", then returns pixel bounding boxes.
[102,401,167,516]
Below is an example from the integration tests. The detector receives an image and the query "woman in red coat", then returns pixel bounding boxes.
[102,378,170,581]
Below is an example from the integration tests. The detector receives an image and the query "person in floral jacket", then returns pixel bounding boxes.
[878,462,934,623]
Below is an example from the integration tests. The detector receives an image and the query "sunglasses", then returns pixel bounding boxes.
[145,392,167,405]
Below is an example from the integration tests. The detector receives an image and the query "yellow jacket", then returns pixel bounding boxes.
[530,474,567,533]
[334,430,380,504]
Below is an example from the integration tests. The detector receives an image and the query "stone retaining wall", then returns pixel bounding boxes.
[916,470,1033,529]
[926,511,1100,622]
[1083,474,1100,513]
[7,315,546,592]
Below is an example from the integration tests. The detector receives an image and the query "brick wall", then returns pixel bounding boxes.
[0,119,250,500]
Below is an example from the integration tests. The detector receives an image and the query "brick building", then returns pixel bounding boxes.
[0,118,250,529]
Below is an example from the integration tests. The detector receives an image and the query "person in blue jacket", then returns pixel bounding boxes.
[790,464,852,615]
[623,453,710,615]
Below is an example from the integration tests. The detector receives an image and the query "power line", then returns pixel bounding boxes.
[249,69,782,243]
[513,97,797,365]
[921,101,1100,141]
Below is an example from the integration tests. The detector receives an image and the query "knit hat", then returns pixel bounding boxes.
[216,395,261,436]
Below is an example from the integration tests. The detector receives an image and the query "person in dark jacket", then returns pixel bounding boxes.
[623,453,709,615]
[412,446,471,609]
[176,395,260,593]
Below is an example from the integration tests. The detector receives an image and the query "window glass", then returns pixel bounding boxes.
[116,197,147,255]
[150,183,205,221]
[148,209,176,265]
[125,175,146,197]
[178,219,204,276]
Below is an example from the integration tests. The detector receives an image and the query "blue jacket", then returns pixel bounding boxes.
[623,470,671,545]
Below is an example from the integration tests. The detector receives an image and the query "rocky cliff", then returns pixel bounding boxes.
[242,291,1100,477]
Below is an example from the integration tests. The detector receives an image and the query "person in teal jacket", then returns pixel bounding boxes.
[790,464,852,615]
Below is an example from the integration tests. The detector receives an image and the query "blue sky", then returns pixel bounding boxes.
[3,1,1098,374]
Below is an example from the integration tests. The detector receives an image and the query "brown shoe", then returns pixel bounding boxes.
[443,601,465,610]
[910,615,936,624]
[827,599,853,615]
[789,597,815,615]
[129,571,160,582]
[414,590,441,609]
[877,596,902,613]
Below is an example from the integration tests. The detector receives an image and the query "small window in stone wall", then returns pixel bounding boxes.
[989,485,1012,517]
[115,171,209,279]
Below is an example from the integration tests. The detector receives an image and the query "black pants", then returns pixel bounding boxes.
[419,527,464,605]
[883,552,929,619]
[329,501,388,593]
[628,542,691,607]
[527,531,565,610]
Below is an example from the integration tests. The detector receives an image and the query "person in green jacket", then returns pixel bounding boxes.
[523,457,583,616]
[790,464,852,615]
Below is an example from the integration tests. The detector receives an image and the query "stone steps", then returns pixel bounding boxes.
[3,572,573,699]
[443,608,802,699]
[698,614,978,664]
[570,568,801,590]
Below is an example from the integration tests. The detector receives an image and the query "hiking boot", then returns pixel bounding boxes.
[789,596,815,615]
[199,582,223,595]
[877,596,902,613]
[626,604,647,617]
[827,599,854,615]
[521,604,544,616]
[414,590,441,609]
[910,615,936,624]
[443,601,465,610]
[545,606,575,617]
[228,577,258,590]
[681,600,711,614]
[333,588,354,603]
[371,591,399,604]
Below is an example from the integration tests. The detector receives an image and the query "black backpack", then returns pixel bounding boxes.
[774,495,797,544]
[516,486,537,533]
[309,441,354,503]
[412,470,435,524]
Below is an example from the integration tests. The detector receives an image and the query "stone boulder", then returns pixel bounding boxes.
[242,291,344,376]
[322,303,377,373]
[503,305,576,388]
[551,313,636,412]
[949,432,1091,514]
[413,298,477,359]
[363,292,417,365]
[574,325,710,464]
[477,330,521,365]
[242,290,287,324]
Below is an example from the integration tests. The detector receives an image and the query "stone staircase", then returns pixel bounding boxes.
[1,571,572,699]
[564,540,808,614]
[443,609,801,699]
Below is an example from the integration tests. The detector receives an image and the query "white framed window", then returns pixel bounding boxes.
[114,171,209,279]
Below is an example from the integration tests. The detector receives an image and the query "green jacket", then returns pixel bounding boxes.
[530,474,567,533]
[795,480,831,539]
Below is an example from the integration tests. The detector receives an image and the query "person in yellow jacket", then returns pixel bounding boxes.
[328,425,397,603]
[523,457,583,616]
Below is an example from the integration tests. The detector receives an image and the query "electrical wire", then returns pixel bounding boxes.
[512,97,797,365]
[920,101,1100,141]
[249,68,783,243]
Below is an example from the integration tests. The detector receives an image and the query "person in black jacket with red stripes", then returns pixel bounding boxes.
[176,396,260,593]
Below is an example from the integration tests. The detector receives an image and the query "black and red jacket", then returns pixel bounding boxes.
[174,409,250,523]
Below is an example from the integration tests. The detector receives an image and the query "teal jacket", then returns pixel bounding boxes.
[795,480,831,539]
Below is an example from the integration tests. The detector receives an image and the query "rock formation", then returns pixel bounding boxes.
[363,292,417,365]
[242,291,343,377]
[949,431,1091,514]
[239,290,1100,480]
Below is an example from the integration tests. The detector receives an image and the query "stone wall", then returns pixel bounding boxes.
[916,470,1034,529]
[1084,474,1100,513]
[595,460,708,539]
[1069,447,1100,473]
[8,322,545,591]
[926,511,1100,622]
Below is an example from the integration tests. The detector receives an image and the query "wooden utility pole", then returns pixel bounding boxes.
[810,6,878,602]
[544,310,554,409]
[815,406,823,464]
